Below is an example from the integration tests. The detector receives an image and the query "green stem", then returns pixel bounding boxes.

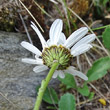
[34,62,59,110]
[91,24,110,31]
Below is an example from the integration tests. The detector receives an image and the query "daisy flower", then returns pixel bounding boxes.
[21,19,96,80]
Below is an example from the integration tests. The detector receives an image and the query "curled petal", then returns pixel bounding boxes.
[31,21,48,49]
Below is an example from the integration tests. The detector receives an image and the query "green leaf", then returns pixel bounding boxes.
[88,92,95,100]
[58,73,77,89]
[87,57,110,82]
[59,93,76,110]
[46,106,56,109]
[78,84,90,96]
[36,86,59,104]
[103,0,109,6]
[102,26,110,49]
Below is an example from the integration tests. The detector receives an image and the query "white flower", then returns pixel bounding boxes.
[21,19,96,80]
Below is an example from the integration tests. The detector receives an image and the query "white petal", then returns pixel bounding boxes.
[64,27,88,48]
[47,39,52,46]
[35,55,40,59]
[49,19,63,45]
[72,70,88,80]
[35,55,43,63]
[52,70,59,78]
[21,58,43,65]
[21,41,41,56]
[57,32,66,45]
[33,65,48,73]
[59,70,65,78]
[64,66,75,74]
[71,44,92,56]
[67,66,88,80]
[31,22,48,49]
[72,34,96,50]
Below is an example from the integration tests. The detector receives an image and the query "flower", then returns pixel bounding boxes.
[21,19,96,80]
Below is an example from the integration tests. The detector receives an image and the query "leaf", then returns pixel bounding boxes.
[46,106,56,109]
[102,26,110,49]
[87,57,110,82]
[78,84,90,96]
[59,93,76,110]
[103,0,109,6]
[36,86,59,104]
[58,73,77,89]
[88,92,95,100]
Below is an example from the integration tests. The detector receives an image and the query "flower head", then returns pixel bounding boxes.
[21,19,96,80]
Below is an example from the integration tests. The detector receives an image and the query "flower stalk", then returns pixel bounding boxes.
[34,61,59,110]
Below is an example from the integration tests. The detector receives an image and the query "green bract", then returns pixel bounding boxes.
[42,45,73,70]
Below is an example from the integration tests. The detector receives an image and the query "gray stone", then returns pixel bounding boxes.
[0,31,58,110]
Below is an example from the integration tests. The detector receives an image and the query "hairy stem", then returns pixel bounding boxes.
[34,62,59,110]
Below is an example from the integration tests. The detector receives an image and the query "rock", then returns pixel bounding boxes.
[0,31,58,110]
